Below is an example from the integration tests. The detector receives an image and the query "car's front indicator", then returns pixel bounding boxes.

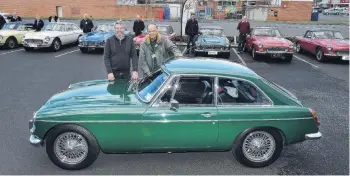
[309,108,320,127]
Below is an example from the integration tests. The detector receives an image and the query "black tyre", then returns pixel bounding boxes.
[285,54,293,62]
[252,48,259,60]
[295,42,303,53]
[50,38,62,52]
[24,46,34,51]
[316,47,326,62]
[45,124,100,170]
[5,37,17,49]
[232,128,284,168]
[80,47,88,53]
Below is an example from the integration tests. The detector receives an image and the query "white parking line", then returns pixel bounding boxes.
[55,49,80,58]
[293,55,319,68]
[231,48,246,66]
[0,49,24,56]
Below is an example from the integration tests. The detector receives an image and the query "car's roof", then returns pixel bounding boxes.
[163,57,259,78]
[200,26,224,30]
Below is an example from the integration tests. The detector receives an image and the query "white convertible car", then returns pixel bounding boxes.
[22,22,83,52]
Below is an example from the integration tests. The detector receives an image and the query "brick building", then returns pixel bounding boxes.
[0,0,313,21]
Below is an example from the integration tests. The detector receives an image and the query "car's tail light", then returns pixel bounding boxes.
[309,108,320,126]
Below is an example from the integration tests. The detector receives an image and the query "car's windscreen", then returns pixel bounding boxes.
[42,23,66,31]
[137,70,169,102]
[1,23,19,30]
[313,31,344,39]
[252,28,281,37]
[94,24,115,33]
[200,28,223,36]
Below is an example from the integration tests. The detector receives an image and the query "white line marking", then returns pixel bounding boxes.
[293,55,319,68]
[54,49,80,58]
[231,48,246,66]
[0,49,24,56]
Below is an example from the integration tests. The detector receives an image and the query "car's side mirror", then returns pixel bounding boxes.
[170,99,179,111]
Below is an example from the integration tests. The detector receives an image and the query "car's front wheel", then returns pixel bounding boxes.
[232,128,284,168]
[45,124,100,170]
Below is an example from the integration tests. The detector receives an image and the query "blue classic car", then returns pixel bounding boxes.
[194,26,231,59]
[78,23,132,53]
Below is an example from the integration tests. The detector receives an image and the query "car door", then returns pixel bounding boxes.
[142,75,219,151]
[301,31,314,52]
[65,24,77,44]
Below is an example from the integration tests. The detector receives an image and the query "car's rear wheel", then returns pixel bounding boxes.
[252,48,259,60]
[45,124,100,170]
[232,128,284,168]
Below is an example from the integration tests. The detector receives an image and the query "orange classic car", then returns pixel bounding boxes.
[295,29,349,62]
[245,27,294,62]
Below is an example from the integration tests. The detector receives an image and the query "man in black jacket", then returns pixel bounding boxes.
[133,15,145,37]
[185,13,199,54]
[80,14,94,33]
[104,21,138,81]
[33,16,44,31]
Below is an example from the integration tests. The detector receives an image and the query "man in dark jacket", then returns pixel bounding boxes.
[0,15,6,29]
[133,15,145,37]
[33,16,44,31]
[185,13,199,54]
[236,16,251,53]
[104,21,138,81]
[80,14,94,33]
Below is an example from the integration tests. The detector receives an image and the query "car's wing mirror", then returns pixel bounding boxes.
[170,99,179,111]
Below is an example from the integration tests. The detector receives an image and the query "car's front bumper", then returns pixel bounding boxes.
[324,53,349,60]
[29,119,44,147]
[305,131,322,140]
[256,51,294,57]
[22,42,51,48]
[194,49,230,56]
[78,44,105,48]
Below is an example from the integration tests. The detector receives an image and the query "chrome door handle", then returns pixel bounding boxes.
[201,112,215,118]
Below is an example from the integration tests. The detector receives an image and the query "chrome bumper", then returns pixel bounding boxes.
[0,43,5,46]
[305,131,322,140]
[29,135,43,147]
[256,51,294,54]
[78,44,105,48]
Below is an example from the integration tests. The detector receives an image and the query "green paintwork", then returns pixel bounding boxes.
[30,57,320,153]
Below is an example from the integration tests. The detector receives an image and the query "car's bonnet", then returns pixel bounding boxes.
[317,39,350,48]
[254,36,291,46]
[26,31,61,38]
[199,36,228,45]
[82,32,113,41]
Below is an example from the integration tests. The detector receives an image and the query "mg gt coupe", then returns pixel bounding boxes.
[0,22,35,49]
[28,58,321,170]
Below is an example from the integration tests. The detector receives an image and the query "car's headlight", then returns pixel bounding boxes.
[289,43,294,48]
[258,43,263,48]
[45,36,50,41]
[326,45,332,51]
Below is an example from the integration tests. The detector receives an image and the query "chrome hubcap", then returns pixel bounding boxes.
[8,40,15,48]
[54,132,88,165]
[296,43,300,52]
[54,41,60,50]
[242,131,276,162]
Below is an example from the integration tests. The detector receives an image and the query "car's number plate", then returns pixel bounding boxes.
[342,55,349,60]
[208,51,218,55]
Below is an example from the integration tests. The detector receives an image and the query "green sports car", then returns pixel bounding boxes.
[28,57,322,170]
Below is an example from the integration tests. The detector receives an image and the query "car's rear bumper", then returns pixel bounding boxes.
[305,131,322,140]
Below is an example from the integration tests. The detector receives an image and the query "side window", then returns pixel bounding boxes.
[158,76,215,106]
[305,31,312,38]
[217,77,271,105]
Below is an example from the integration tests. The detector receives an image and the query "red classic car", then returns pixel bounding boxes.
[245,27,294,62]
[133,24,176,53]
[295,29,349,62]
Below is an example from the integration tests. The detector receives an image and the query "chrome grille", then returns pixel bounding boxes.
[82,41,103,46]
[202,45,225,50]
[266,47,287,52]
[25,39,43,44]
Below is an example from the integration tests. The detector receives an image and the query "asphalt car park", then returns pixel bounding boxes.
[0,38,348,174]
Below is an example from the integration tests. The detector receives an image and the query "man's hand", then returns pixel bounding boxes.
[131,71,138,80]
[108,73,115,81]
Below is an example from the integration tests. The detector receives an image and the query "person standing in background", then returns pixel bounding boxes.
[33,16,44,31]
[184,13,199,54]
[236,16,251,53]
[133,15,145,37]
[80,14,94,33]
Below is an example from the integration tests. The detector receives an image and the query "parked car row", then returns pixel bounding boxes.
[1,22,349,63]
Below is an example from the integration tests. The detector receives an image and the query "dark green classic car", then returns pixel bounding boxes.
[29,58,321,170]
